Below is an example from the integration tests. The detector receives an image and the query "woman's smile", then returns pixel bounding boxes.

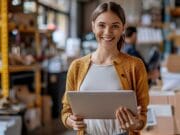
[101,36,115,42]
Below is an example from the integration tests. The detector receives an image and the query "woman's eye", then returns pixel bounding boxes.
[112,25,119,29]
[98,24,105,28]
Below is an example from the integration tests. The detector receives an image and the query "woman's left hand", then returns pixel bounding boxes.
[115,106,143,131]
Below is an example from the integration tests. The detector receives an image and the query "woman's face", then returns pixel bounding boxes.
[92,11,125,50]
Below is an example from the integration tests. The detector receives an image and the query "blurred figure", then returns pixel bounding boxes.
[123,26,148,70]
[123,26,161,87]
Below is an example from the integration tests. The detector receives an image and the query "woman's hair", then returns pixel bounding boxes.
[91,1,126,51]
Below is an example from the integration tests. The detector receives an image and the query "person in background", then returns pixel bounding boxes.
[61,1,149,135]
[123,26,161,86]
[122,26,148,70]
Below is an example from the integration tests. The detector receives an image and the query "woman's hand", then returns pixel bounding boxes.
[66,114,86,130]
[115,106,143,131]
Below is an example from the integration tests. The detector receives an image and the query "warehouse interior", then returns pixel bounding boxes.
[0,0,180,135]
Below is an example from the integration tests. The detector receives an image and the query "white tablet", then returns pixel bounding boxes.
[67,90,137,119]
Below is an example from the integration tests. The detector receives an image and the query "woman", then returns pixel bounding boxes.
[61,1,149,135]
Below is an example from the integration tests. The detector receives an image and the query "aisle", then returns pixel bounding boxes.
[28,119,76,135]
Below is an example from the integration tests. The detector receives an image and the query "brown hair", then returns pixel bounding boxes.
[91,1,126,51]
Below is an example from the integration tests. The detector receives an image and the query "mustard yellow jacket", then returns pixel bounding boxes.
[61,52,149,135]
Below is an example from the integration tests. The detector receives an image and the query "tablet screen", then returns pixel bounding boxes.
[67,90,137,119]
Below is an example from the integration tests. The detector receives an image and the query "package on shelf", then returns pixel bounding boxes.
[161,60,180,91]
[141,14,152,26]
[42,95,52,125]
[0,96,9,109]
[66,38,81,57]
[147,90,180,134]
[9,13,36,29]
[24,107,41,131]
[13,85,36,107]
[166,54,180,73]
[82,41,98,55]
[9,53,35,65]
[137,27,163,44]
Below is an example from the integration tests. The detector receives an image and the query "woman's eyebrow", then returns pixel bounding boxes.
[97,21,105,24]
[97,21,121,24]
[112,22,121,24]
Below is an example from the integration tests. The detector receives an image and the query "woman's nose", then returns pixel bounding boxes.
[104,26,112,34]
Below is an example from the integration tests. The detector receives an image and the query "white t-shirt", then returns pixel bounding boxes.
[80,63,126,135]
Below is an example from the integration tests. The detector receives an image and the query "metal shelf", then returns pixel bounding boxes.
[0,65,40,73]
[0,0,41,106]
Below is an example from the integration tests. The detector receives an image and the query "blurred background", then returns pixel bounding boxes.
[0,0,180,135]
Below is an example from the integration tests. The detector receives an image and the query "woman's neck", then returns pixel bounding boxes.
[91,48,119,65]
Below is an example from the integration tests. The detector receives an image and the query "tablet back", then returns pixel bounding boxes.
[67,90,137,119]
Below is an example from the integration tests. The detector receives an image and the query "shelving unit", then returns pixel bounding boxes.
[0,65,38,72]
[8,27,37,34]
[0,0,41,106]
[163,0,180,52]
[138,42,163,46]
[170,7,180,17]
[0,0,9,97]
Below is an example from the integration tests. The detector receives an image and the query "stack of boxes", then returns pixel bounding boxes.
[144,54,180,135]
[146,91,180,135]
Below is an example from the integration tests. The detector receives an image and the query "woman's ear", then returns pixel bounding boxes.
[123,25,126,34]
[122,24,127,34]
[92,21,95,33]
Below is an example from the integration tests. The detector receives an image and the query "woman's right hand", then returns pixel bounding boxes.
[66,114,86,130]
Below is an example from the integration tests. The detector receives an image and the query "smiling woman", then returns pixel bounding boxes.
[91,11,124,52]
[61,1,149,135]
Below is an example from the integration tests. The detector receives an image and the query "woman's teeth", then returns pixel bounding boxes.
[103,37,114,41]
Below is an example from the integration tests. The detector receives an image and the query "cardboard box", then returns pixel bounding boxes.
[150,95,168,104]
[169,92,180,134]
[146,117,175,135]
[149,91,174,104]
[174,35,180,47]
[146,104,175,135]
[149,91,180,134]
[143,118,175,135]
[14,85,36,107]
[24,107,41,131]
[167,55,180,73]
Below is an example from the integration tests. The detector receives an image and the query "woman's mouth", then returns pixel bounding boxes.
[102,37,114,42]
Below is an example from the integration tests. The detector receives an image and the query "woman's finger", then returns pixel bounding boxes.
[124,108,134,125]
[116,109,126,129]
[73,122,86,130]
[137,106,141,115]
[70,115,83,121]
[69,115,78,121]
[121,107,132,128]
[120,107,129,123]
[74,121,85,125]
[68,114,85,130]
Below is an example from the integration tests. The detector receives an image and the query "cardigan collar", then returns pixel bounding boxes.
[82,52,126,65]
[77,52,131,91]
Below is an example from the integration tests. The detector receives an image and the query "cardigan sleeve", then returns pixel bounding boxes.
[134,59,149,130]
[61,61,77,128]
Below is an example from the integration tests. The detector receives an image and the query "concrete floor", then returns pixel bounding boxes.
[28,119,76,135]
[28,119,156,135]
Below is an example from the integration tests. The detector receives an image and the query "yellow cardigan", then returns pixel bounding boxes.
[61,52,149,135]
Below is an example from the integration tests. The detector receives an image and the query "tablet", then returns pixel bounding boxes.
[67,90,137,119]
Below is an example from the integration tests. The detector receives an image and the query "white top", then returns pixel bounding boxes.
[80,63,121,91]
[80,63,125,135]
